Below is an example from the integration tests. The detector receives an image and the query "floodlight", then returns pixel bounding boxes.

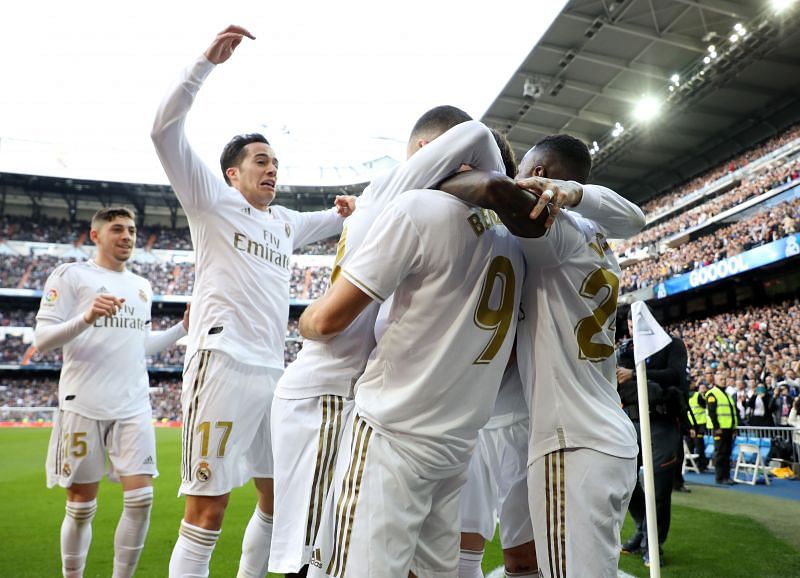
[633,96,661,122]
[612,122,625,137]
[703,56,711,64]
[670,74,680,84]
[730,33,739,42]
[707,45,716,52]
[771,0,794,13]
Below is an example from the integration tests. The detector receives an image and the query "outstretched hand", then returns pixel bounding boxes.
[335,195,357,217]
[515,176,583,229]
[204,25,256,65]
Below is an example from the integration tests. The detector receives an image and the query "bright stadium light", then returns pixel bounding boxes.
[771,0,795,13]
[633,96,661,122]
[612,122,625,137]
[730,33,739,42]
[670,73,680,85]
[703,55,711,64]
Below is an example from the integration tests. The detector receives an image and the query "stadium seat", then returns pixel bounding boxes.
[733,442,770,486]
[682,440,701,475]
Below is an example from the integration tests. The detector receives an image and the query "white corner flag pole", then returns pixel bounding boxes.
[630,301,671,578]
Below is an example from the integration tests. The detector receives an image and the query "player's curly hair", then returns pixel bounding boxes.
[220,133,271,185]
[490,129,517,179]
[533,134,592,183]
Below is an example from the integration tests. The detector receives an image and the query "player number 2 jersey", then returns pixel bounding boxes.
[516,211,638,464]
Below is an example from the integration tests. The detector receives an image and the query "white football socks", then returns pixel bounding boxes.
[236,506,273,578]
[61,499,97,578]
[112,486,154,578]
[458,548,485,578]
[168,519,221,578]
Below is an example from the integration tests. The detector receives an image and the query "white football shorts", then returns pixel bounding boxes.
[269,394,354,574]
[308,413,467,578]
[46,408,157,488]
[460,419,533,548]
[528,448,636,578]
[179,350,281,496]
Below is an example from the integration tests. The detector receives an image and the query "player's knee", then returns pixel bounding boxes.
[185,495,229,530]
[503,540,538,573]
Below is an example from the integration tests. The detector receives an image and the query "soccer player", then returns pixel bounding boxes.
[270,108,508,577]
[34,207,188,578]
[440,134,645,578]
[298,165,526,576]
[150,26,348,578]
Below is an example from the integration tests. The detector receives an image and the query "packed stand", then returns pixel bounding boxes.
[668,299,800,427]
[617,156,800,258]
[639,123,800,218]
[620,195,800,292]
[0,255,332,299]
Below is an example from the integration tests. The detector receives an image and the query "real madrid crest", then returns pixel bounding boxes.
[196,461,212,482]
[139,288,148,303]
[62,462,72,477]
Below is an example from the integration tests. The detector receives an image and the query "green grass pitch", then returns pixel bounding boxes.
[1,428,798,577]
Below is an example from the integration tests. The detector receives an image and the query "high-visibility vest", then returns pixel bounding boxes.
[705,386,737,429]
[689,392,706,426]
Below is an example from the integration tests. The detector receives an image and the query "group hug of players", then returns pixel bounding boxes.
[36,25,647,578]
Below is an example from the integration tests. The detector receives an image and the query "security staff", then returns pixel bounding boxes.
[706,382,738,485]
[617,313,688,568]
[687,384,708,472]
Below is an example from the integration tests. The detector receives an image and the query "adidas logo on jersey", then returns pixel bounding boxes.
[310,548,322,568]
[96,286,109,294]
[142,456,154,465]
[241,206,251,215]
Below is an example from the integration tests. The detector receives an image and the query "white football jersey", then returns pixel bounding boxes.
[485,361,528,429]
[277,120,505,398]
[152,56,343,369]
[343,190,525,479]
[35,261,155,420]
[516,210,638,463]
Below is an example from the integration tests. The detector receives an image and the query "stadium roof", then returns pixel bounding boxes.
[481,0,800,203]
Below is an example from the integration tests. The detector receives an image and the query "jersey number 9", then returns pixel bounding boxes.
[473,256,516,364]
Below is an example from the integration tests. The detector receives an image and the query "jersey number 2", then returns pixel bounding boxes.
[575,267,619,361]
[473,256,516,364]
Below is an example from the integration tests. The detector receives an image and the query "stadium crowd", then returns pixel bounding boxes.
[617,155,800,258]
[669,298,800,427]
[1,214,338,254]
[620,195,800,293]
[639,123,800,218]
[0,255,332,299]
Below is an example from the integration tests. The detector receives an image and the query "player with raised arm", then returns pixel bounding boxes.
[150,25,349,578]
[440,134,645,578]
[270,108,507,578]
[35,207,188,578]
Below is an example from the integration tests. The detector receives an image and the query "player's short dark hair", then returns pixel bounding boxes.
[490,129,517,179]
[533,134,592,183]
[220,133,270,185]
[91,207,135,230]
[408,105,472,143]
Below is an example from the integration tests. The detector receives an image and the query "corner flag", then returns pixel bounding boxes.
[631,300,671,364]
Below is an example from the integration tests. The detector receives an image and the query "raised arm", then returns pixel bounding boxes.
[515,176,645,239]
[151,26,255,212]
[366,120,505,206]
